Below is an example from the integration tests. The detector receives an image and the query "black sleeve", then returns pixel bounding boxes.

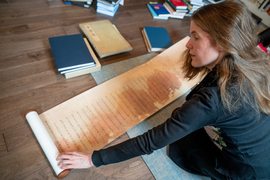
[92,87,219,167]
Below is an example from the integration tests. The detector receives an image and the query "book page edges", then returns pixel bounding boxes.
[64,38,101,79]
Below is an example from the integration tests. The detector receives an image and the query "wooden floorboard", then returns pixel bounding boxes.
[0,0,190,179]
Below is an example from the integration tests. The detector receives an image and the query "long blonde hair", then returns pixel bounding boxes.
[183,0,270,115]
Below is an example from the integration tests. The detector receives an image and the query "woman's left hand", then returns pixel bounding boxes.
[56,151,94,169]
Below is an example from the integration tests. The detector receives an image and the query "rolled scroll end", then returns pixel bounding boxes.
[24,109,38,117]
[57,169,71,179]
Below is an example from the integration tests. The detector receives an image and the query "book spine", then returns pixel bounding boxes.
[181,0,192,11]
[164,2,175,14]
[166,0,177,10]
[147,4,158,17]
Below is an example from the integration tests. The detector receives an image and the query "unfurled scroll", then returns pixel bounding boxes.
[25,37,202,177]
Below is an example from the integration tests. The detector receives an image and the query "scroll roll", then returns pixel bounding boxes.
[25,110,70,179]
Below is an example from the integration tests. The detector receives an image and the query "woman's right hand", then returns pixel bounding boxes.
[56,151,94,169]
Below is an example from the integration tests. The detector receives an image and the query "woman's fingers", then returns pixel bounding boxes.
[56,151,94,169]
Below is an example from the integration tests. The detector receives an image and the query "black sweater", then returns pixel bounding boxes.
[92,69,270,179]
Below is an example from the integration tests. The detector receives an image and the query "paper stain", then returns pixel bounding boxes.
[54,69,183,152]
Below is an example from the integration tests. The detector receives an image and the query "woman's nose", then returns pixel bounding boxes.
[186,39,192,49]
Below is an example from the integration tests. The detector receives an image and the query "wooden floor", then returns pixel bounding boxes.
[0,0,191,179]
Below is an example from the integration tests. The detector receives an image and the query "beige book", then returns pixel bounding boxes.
[79,20,132,58]
[64,38,101,79]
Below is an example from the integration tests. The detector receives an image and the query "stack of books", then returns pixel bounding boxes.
[147,0,207,19]
[96,0,121,16]
[141,26,173,52]
[64,0,93,8]
[147,0,189,19]
[49,34,101,79]
[164,0,188,19]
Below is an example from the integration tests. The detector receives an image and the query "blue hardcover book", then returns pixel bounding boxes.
[147,4,169,20]
[150,3,171,16]
[143,26,173,52]
[49,34,95,71]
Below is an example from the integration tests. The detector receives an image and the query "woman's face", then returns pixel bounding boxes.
[186,20,224,70]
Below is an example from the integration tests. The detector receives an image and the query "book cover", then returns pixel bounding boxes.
[48,34,96,72]
[166,0,187,10]
[147,4,169,20]
[64,38,101,79]
[150,3,171,16]
[170,0,188,8]
[79,20,132,58]
[143,26,173,52]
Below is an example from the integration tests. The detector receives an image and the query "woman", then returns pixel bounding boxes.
[57,0,270,179]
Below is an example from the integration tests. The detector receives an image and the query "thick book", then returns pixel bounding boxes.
[48,34,96,72]
[150,3,171,17]
[147,4,169,20]
[64,38,101,79]
[79,20,132,58]
[142,26,173,52]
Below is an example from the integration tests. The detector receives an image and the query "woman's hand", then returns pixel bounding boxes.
[56,151,94,169]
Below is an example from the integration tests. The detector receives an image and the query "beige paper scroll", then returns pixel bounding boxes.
[28,36,201,165]
[25,110,70,179]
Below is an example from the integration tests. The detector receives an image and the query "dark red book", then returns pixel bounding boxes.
[170,0,187,8]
